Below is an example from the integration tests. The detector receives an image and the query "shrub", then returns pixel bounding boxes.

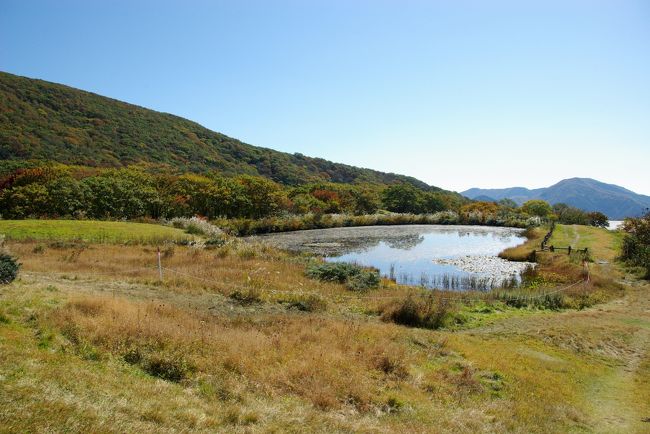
[306,262,358,283]
[286,294,327,312]
[230,287,262,305]
[185,222,205,235]
[305,261,380,290]
[346,271,381,290]
[381,293,453,329]
[0,253,20,284]
[144,353,194,382]
[621,212,650,279]
[168,217,225,239]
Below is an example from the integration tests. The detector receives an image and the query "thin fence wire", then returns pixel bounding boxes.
[23,259,589,305]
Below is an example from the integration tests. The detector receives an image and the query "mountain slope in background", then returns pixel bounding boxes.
[462,178,650,219]
[0,71,433,189]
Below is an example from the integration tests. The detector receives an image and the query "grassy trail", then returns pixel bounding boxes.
[477,224,650,432]
[467,277,650,432]
[583,278,650,433]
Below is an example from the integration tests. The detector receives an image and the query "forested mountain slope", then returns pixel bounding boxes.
[0,71,432,188]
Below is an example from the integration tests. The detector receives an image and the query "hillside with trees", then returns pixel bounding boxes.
[0,71,431,188]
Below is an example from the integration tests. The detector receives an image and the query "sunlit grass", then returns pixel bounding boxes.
[0,219,192,244]
[548,224,623,262]
[0,222,646,432]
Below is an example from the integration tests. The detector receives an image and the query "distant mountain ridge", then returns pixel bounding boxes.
[462,178,650,219]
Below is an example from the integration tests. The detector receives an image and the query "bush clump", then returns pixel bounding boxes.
[286,294,327,312]
[143,353,194,382]
[229,287,262,305]
[381,293,455,329]
[305,261,380,291]
[0,253,20,284]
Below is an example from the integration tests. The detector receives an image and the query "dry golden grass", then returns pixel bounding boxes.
[499,226,546,262]
[2,226,648,433]
[46,295,417,411]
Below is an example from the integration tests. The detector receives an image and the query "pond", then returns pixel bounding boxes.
[252,225,534,290]
[607,220,623,231]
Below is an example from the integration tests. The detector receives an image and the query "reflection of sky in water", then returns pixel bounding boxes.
[256,225,528,289]
[324,228,526,288]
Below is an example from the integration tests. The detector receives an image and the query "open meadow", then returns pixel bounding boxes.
[0,221,648,433]
[0,220,192,244]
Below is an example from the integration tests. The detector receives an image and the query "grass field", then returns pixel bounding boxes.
[0,220,192,244]
[0,221,648,433]
[548,224,623,262]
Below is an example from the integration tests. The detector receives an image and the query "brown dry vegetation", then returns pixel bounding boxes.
[1,224,649,433]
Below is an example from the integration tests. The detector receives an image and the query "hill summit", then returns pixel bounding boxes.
[462,178,650,219]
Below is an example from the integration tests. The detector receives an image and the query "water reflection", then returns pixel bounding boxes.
[254,225,531,290]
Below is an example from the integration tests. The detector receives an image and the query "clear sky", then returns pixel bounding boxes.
[1,0,649,194]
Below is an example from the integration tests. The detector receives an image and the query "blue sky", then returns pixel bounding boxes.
[2,0,649,194]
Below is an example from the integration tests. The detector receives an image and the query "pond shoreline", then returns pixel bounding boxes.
[221,212,534,236]
[249,224,534,290]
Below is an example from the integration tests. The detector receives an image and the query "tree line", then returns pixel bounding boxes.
[0,165,609,231]
[0,165,466,220]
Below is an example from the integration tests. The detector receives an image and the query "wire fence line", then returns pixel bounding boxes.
[161,263,588,303]
[24,256,590,305]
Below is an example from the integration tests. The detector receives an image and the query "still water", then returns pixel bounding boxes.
[254,225,533,290]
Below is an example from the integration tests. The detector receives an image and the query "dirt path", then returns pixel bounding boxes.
[572,225,581,248]
[468,277,650,433]
[585,279,650,433]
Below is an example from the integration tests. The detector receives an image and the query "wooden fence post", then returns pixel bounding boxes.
[157,247,163,281]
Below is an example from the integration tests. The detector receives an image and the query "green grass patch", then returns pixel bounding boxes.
[0,220,192,244]
[548,224,622,262]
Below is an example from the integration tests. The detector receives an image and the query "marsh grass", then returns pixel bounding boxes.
[399,271,521,291]
[380,292,462,329]
[43,295,421,412]
[499,226,545,262]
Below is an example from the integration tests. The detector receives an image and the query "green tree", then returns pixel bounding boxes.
[236,175,287,219]
[350,187,380,215]
[553,203,588,225]
[521,200,552,217]
[45,177,89,217]
[382,183,423,213]
[422,192,446,213]
[0,183,50,218]
[621,212,650,279]
[82,174,156,219]
[587,211,609,228]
